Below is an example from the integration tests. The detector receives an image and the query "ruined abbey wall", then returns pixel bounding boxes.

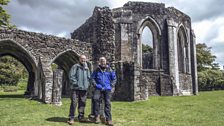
[0,1,198,104]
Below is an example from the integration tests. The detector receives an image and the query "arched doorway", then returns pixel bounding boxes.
[0,39,37,96]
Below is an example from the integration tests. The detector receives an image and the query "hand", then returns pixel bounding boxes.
[111,87,115,94]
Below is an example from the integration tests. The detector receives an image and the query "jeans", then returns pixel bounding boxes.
[93,89,112,121]
[69,90,87,119]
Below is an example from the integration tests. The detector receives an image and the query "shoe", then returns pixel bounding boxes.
[78,115,85,122]
[100,115,106,124]
[88,114,95,122]
[67,119,74,125]
[95,115,101,124]
[106,120,113,126]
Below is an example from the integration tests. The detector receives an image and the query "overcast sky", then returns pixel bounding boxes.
[3,0,224,69]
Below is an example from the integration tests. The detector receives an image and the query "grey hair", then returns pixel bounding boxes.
[99,57,106,61]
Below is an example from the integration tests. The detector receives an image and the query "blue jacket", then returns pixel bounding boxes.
[91,65,116,91]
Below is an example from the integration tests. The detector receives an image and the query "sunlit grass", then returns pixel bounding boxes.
[0,90,223,126]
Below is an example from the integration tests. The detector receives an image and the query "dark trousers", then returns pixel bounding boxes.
[69,90,87,119]
[93,89,112,121]
[91,93,105,116]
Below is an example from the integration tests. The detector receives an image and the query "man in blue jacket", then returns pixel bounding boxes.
[68,55,91,125]
[92,57,116,126]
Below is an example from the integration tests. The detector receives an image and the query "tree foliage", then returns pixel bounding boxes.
[0,56,26,86]
[142,44,153,53]
[198,69,224,90]
[196,43,218,71]
[0,0,11,27]
[0,1,26,86]
[196,43,224,91]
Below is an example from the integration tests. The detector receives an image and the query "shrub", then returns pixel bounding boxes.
[0,56,26,86]
[3,86,18,92]
[17,79,27,90]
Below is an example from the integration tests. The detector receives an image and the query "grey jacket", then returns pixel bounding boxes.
[69,63,90,90]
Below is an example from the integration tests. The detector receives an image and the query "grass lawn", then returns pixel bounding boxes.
[0,90,224,126]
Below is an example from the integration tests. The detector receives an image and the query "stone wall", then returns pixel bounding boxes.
[140,71,161,98]
[71,16,95,43]
[0,1,198,103]
[71,7,115,68]
[0,28,92,61]
[139,71,173,99]
[0,28,92,103]
[179,73,193,95]
[113,61,135,101]
[52,69,63,106]
[71,1,196,101]
[111,1,197,100]
[160,73,173,96]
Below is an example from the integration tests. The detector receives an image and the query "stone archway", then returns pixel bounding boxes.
[0,28,92,104]
[51,50,80,95]
[50,50,92,105]
[0,39,37,96]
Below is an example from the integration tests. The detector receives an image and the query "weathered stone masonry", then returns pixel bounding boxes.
[71,7,115,68]
[0,1,198,104]
[72,2,198,101]
[0,28,92,104]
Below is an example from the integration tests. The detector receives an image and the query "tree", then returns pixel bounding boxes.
[196,43,224,91]
[0,0,11,27]
[198,69,224,91]
[0,56,21,86]
[142,44,153,53]
[0,0,26,87]
[196,43,218,72]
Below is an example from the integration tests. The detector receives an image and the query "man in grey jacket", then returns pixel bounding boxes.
[68,55,91,125]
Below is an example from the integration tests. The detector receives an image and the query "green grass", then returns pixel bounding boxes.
[0,90,224,126]
[17,79,27,90]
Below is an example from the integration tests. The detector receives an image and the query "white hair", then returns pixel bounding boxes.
[99,57,106,61]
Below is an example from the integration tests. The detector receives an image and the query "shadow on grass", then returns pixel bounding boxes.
[0,94,24,98]
[46,117,94,124]
[0,94,44,104]
[46,117,68,123]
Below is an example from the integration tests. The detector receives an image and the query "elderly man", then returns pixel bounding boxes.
[91,57,116,126]
[67,55,91,125]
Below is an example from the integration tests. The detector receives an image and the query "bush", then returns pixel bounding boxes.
[2,86,18,92]
[198,69,224,91]
[0,86,3,91]
[17,79,27,90]
[0,56,27,86]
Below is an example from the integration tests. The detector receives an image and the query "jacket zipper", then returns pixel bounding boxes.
[83,67,85,89]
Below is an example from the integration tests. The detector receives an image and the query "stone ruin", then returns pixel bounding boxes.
[0,2,198,104]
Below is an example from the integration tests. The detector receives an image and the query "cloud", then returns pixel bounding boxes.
[3,0,224,68]
[210,40,224,68]
[5,0,111,38]
[110,0,224,23]
[157,0,224,22]
[192,17,224,68]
